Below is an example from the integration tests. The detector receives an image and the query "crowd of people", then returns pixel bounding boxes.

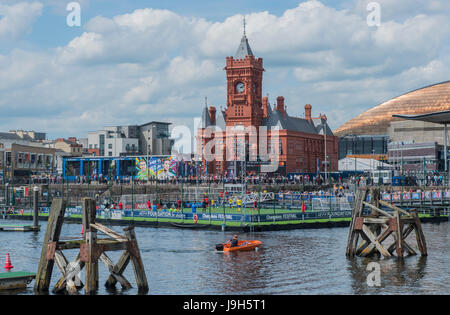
[5,170,450,190]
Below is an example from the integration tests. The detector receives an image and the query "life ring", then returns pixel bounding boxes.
[193,214,198,223]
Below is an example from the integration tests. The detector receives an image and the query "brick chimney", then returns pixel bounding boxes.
[305,104,312,122]
[208,106,216,124]
[262,96,269,118]
[276,96,285,115]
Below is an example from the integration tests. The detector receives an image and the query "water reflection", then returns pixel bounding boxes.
[212,249,265,294]
[348,256,428,294]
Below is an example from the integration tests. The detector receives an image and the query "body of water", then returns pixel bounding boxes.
[0,220,448,295]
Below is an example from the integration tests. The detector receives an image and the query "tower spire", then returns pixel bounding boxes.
[235,16,253,59]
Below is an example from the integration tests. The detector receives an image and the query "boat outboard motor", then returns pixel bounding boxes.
[215,243,224,251]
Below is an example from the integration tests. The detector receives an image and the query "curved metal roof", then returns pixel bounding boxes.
[334,81,450,136]
[393,110,450,125]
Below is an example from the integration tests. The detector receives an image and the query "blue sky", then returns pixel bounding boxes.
[18,0,348,50]
[1,0,449,139]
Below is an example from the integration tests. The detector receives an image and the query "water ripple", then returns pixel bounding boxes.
[0,219,448,295]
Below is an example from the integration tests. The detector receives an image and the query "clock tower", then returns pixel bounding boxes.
[224,31,264,127]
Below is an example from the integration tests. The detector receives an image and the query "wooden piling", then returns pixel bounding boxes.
[105,251,131,289]
[346,188,428,259]
[34,198,67,292]
[33,186,40,229]
[346,188,367,257]
[83,198,99,294]
[124,225,149,294]
[35,197,149,295]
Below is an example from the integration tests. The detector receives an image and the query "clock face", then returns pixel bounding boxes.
[236,82,245,93]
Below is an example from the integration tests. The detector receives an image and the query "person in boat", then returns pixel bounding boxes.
[230,234,239,247]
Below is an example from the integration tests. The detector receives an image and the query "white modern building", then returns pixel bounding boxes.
[88,126,140,157]
[87,122,173,157]
[139,121,173,156]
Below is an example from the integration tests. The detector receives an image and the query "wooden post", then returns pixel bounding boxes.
[85,229,98,295]
[82,198,96,234]
[33,186,40,229]
[99,253,132,289]
[394,210,404,258]
[53,253,84,294]
[53,250,79,295]
[34,198,67,292]
[83,198,99,295]
[346,188,367,257]
[410,209,428,256]
[105,251,131,288]
[124,225,149,294]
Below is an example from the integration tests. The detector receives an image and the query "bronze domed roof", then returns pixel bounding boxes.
[334,81,450,136]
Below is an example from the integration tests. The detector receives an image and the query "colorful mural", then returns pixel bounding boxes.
[135,156,178,180]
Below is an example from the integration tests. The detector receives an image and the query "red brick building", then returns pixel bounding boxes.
[197,33,338,176]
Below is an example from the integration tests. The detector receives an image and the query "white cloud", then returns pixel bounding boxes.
[0,2,43,41]
[57,32,105,64]
[1,1,449,137]
[167,56,218,85]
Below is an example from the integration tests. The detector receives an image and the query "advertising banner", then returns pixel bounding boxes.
[135,156,178,180]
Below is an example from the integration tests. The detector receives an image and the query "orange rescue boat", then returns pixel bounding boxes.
[216,240,262,252]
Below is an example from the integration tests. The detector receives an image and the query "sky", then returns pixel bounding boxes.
[1,0,449,140]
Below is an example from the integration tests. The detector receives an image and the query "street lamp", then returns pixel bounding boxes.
[147,136,150,182]
[5,182,9,207]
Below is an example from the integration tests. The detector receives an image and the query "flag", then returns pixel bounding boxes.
[316,158,320,175]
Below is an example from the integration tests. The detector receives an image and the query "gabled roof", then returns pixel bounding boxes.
[262,110,318,134]
[261,109,335,136]
[312,117,334,136]
[0,132,34,141]
[235,35,254,59]
[215,110,227,130]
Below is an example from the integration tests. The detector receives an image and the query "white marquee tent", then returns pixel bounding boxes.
[338,157,392,172]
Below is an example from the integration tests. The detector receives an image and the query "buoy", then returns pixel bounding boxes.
[4,253,13,270]
[81,226,84,235]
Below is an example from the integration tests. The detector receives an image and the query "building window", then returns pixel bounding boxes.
[108,144,112,149]
[108,152,112,156]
